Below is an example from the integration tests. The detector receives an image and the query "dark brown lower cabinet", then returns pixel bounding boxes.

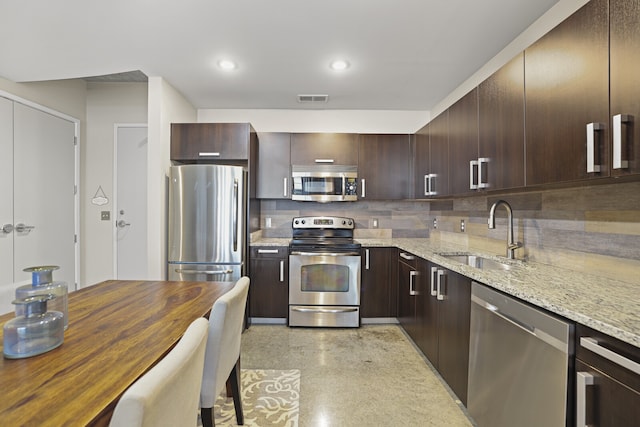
[360,247,397,318]
[414,258,471,405]
[248,246,288,319]
[575,324,640,426]
[397,251,419,342]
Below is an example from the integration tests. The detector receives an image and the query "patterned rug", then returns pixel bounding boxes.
[212,369,300,426]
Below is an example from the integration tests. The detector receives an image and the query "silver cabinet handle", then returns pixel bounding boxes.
[469,160,478,190]
[586,122,604,173]
[292,306,357,313]
[409,270,419,295]
[361,178,366,198]
[365,249,370,270]
[436,269,446,301]
[116,219,130,228]
[399,252,415,260]
[233,178,239,252]
[257,249,279,254]
[314,159,334,163]
[424,174,429,196]
[1,223,13,234]
[428,173,436,196]
[478,157,490,189]
[283,177,288,197]
[15,223,35,233]
[576,371,594,427]
[430,266,438,297]
[174,268,233,275]
[613,114,633,170]
[580,337,640,375]
[198,152,220,157]
[279,260,285,282]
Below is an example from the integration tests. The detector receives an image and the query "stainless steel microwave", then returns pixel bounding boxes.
[291,165,358,202]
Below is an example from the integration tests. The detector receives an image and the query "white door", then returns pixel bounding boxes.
[13,103,76,292]
[0,97,14,314]
[114,125,148,279]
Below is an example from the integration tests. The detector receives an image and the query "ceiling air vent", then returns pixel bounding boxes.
[297,94,329,103]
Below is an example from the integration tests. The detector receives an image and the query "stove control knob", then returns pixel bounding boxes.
[301,219,306,224]
[342,220,346,225]
[348,220,353,226]
[294,220,299,225]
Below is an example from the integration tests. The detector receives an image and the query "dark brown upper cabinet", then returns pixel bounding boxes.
[358,134,411,200]
[524,0,609,185]
[170,122,255,161]
[256,132,291,199]
[610,0,640,176]
[478,53,526,191]
[448,88,480,196]
[413,124,431,199]
[429,111,450,197]
[290,133,358,166]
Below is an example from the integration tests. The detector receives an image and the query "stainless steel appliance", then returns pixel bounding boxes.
[288,216,361,327]
[167,164,245,282]
[291,165,358,202]
[467,282,573,427]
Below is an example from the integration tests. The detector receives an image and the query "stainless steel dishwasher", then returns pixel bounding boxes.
[467,282,573,427]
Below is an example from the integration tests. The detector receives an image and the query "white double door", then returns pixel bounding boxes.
[0,96,76,314]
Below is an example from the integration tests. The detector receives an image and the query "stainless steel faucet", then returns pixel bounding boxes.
[488,200,522,259]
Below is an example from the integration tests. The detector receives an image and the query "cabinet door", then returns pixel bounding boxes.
[610,0,640,176]
[290,133,358,165]
[170,123,250,161]
[478,53,526,191]
[248,247,288,318]
[415,258,438,364]
[358,134,411,200]
[525,0,609,184]
[397,252,418,341]
[436,268,471,405]
[429,111,449,196]
[413,125,431,199]
[448,88,479,195]
[360,247,397,318]
[256,132,290,199]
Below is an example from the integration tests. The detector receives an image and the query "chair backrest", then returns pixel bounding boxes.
[200,276,250,408]
[109,317,209,427]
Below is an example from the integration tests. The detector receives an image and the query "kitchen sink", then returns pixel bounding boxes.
[436,252,515,271]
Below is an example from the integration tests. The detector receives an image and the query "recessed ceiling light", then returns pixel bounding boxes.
[330,60,350,71]
[218,59,237,70]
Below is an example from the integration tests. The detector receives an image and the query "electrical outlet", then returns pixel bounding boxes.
[265,217,272,228]
[460,219,466,232]
[101,211,110,221]
[372,218,379,228]
[433,218,437,229]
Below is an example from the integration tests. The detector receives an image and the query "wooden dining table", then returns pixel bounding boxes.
[0,279,235,426]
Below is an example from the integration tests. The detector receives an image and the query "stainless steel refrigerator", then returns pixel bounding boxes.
[167,164,246,282]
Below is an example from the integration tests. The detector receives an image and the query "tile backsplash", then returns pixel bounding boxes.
[259,181,640,284]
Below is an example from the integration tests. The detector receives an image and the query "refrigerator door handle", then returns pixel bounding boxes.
[233,178,239,252]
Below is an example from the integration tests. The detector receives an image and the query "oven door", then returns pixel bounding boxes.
[289,252,361,306]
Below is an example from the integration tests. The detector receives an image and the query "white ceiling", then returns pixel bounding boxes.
[0,0,559,111]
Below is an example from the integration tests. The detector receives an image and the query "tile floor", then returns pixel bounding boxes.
[241,324,474,426]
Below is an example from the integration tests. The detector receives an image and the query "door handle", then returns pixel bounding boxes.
[1,223,14,234]
[613,114,633,169]
[15,223,35,233]
[116,220,131,228]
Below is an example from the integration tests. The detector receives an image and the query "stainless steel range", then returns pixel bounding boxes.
[288,216,361,327]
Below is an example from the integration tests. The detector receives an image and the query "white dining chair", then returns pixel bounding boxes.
[200,276,250,427]
[109,317,209,427]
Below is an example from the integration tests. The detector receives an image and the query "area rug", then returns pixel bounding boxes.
[211,369,300,427]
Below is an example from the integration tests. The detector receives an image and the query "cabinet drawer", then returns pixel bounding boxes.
[250,246,287,258]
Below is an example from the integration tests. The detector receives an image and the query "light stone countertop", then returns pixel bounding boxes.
[250,237,640,348]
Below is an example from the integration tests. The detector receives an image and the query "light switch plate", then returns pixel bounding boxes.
[101,211,110,221]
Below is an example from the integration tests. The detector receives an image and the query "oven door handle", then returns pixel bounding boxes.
[291,306,359,314]
[290,251,361,257]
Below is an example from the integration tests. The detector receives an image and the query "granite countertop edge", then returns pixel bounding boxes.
[250,237,640,348]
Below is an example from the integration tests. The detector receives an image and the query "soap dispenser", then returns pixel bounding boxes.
[3,295,64,359]
[15,266,68,330]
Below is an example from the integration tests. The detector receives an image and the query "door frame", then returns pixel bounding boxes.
[0,89,80,291]
[112,123,148,278]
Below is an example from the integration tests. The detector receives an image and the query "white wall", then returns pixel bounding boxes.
[147,77,197,279]
[83,82,148,286]
[198,109,430,134]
